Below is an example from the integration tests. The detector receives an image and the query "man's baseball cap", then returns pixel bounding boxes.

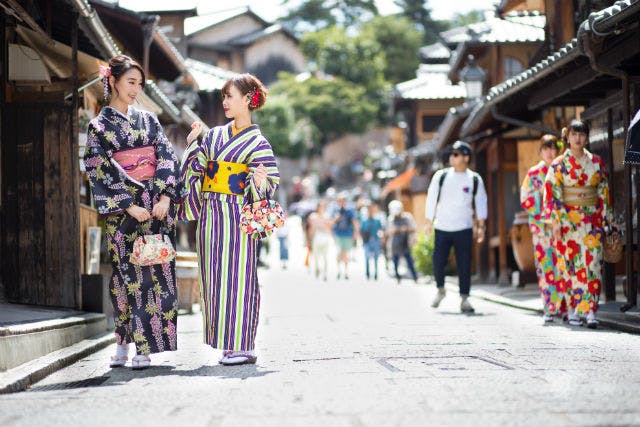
[451,140,473,156]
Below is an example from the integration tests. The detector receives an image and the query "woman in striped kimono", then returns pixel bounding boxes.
[180,74,279,365]
[520,134,563,323]
[544,120,612,329]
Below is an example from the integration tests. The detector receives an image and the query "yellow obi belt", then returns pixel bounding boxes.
[202,160,249,196]
[563,185,597,207]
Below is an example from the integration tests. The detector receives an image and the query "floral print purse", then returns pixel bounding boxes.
[130,230,177,266]
[240,199,287,240]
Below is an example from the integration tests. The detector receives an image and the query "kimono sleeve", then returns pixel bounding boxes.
[151,114,184,202]
[177,135,208,221]
[520,169,541,216]
[244,138,280,201]
[84,122,135,216]
[544,160,564,224]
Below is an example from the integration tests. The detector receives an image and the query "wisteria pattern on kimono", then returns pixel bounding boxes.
[520,160,564,315]
[179,123,279,351]
[544,150,612,315]
[84,106,183,355]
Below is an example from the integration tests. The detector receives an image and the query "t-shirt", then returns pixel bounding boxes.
[360,217,383,243]
[333,207,355,237]
[390,213,415,255]
[424,167,488,232]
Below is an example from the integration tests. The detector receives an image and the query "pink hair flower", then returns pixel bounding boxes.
[99,65,111,78]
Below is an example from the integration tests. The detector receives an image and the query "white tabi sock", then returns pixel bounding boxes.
[115,343,129,358]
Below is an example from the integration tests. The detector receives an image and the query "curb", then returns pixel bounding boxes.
[0,332,114,394]
[453,283,640,335]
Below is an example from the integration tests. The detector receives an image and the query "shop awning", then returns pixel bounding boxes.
[381,168,416,198]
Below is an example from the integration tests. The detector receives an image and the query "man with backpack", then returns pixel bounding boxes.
[332,193,359,280]
[425,141,488,313]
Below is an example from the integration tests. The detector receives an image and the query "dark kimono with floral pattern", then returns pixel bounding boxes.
[84,106,183,355]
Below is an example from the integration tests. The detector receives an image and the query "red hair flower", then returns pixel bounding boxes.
[250,89,261,108]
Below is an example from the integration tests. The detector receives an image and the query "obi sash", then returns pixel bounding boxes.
[563,185,597,207]
[112,146,157,182]
[202,160,249,196]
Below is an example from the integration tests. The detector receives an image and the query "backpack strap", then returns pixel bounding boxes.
[471,173,479,214]
[435,168,449,206]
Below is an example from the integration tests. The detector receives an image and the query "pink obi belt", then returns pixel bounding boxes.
[112,146,157,182]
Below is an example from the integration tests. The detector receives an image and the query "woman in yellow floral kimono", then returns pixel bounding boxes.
[544,120,612,328]
[520,135,562,323]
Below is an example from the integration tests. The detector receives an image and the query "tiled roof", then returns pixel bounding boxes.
[419,42,451,60]
[185,58,236,92]
[460,0,640,137]
[185,7,267,37]
[229,24,296,45]
[394,65,466,100]
[114,1,197,13]
[441,11,545,45]
[145,81,182,124]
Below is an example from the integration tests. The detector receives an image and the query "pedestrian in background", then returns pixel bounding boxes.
[275,220,290,270]
[309,200,333,282]
[520,134,564,323]
[426,141,488,313]
[84,55,183,369]
[544,120,612,328]
[360,203,384,280]
[387,200,418,284]
[331,194,359,280]
[180,73,279,365]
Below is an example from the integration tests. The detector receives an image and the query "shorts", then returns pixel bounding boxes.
[335,236,354,252]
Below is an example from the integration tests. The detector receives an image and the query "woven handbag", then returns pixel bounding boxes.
[240,198,287,240]
[603,227,623,264]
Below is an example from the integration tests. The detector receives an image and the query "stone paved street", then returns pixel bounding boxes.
[1,226,640,427]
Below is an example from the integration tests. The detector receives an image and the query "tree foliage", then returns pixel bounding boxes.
[281,0,378,31]
[361,15,422,84]
[254,98,307,159]
[393,0,448,44]
[270,74,378,144]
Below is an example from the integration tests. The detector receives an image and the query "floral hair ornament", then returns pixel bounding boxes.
[99,65,111,78]
[99,65,112,101]
[248,88,261,109]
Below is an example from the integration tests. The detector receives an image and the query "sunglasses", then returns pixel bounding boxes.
[450,151,463,157]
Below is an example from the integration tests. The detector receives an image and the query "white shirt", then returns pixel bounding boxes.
[425,167,488,232]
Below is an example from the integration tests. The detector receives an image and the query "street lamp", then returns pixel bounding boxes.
[461,55,486,99]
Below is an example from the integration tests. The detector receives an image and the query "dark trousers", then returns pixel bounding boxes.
[393,252,417,282]
[433,228,473,296]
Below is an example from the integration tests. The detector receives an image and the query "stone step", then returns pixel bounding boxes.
[0,331,114,394]
[0,312,109,372]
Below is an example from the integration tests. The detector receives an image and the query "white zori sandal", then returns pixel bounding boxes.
[131,355,151,370]
[109,343,129,368]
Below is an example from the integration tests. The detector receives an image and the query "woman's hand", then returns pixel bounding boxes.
[187,122,204,144]
[253,163,268,188]
[127,205,152,222]
[152,195,171,220]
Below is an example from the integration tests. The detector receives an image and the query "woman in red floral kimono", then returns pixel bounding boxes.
[544,120,612,329]
[520,134,563,323]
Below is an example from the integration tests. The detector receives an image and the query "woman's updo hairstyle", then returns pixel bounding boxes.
[102,55,145,102]
[539,133,563,152]
[221,73,267,111]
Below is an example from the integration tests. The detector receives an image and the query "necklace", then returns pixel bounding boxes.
[232,121,252,136]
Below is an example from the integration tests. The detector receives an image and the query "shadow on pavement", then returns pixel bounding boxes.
[436,311,496,317]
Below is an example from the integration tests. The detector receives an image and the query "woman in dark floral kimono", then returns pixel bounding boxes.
[84,55,183,369]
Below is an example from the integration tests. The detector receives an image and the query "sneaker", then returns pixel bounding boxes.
[460,297,475,313]
[131,355,151,370]
[431,288,446,308]
[586,312,599,329]
[543,313,554,323]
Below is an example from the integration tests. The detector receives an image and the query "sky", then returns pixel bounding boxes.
[115,0,499,22]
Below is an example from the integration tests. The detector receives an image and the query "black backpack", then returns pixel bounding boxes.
[435,168,479,213]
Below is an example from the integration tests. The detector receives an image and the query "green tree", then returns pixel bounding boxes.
[254,98,306,159]
[270,74,378,144]
[393,0,447,44]
[361,15,422,84]
[449,10,484,28]
[281,0,378,31]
